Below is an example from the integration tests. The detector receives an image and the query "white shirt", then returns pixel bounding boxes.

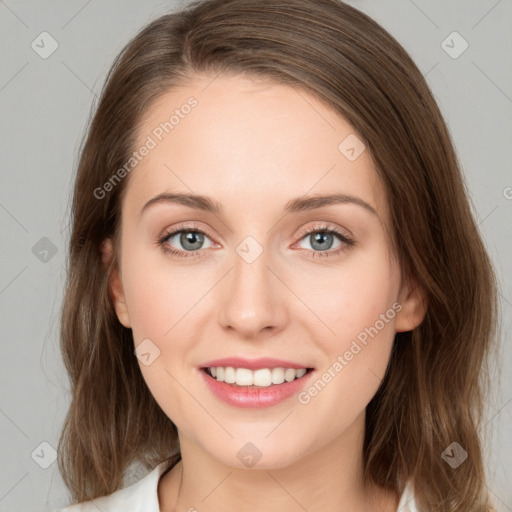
[57,460,418,511]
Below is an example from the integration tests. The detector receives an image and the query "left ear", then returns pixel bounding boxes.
[394,273,428,333]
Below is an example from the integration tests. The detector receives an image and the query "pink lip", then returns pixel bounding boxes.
[200,357,310,371]
[199,366,315,409]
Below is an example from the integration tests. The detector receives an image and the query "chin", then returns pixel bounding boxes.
[205,435,311,471]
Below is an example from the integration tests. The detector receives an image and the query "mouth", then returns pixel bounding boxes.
[199,357,316,408]
[201,366,314,388]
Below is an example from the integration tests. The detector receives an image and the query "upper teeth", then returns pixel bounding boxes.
[209,367,307,387]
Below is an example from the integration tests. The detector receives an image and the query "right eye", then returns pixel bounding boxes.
[158,225,216,258]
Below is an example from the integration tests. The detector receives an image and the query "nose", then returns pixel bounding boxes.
[217,244,288,339]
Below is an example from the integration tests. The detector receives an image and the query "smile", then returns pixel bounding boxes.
[204,366,309,387]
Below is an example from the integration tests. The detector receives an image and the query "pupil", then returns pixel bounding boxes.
[312,232,332,251]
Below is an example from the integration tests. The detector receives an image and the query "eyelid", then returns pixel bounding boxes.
[295,222,352,240]
[159,221,215,240]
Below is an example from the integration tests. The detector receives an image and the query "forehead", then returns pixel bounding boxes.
[125,73,388,225]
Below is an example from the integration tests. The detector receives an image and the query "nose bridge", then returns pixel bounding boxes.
[217,234,286,336]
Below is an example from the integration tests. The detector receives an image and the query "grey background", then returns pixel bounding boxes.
[0,0,511,510]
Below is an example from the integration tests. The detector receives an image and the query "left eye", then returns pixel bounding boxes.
[296,228,347,252]
[292,226,355,258]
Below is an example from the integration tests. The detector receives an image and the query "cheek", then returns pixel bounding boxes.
[124,278,173,342]
[121,244,201,341]
[293,242,400,345]
[121,252,203,424]
[296,247,400,409]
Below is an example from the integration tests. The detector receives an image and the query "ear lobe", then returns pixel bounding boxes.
[101,239,131,329]
[394,274,428,333]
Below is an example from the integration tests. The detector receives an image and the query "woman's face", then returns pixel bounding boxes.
[106,73,425,469]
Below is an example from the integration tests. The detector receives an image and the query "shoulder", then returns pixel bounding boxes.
[396,481,419,511]
[57,460,173,512]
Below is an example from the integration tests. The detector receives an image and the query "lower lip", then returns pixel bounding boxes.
[199,368,315,408]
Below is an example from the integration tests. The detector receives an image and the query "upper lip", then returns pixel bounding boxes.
[201,357,313,371]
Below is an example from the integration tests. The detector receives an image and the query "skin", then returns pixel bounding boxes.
[103,73,427,512]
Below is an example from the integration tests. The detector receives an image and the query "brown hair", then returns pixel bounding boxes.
[57,0,501,509]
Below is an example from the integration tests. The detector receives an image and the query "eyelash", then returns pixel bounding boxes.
[157,222,356,260]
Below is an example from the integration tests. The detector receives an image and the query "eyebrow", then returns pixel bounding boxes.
[139,192,378,218]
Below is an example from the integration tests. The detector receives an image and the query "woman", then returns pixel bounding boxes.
[57,0,500,510]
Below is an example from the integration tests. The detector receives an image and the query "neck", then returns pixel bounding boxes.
[158,412,398,512]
